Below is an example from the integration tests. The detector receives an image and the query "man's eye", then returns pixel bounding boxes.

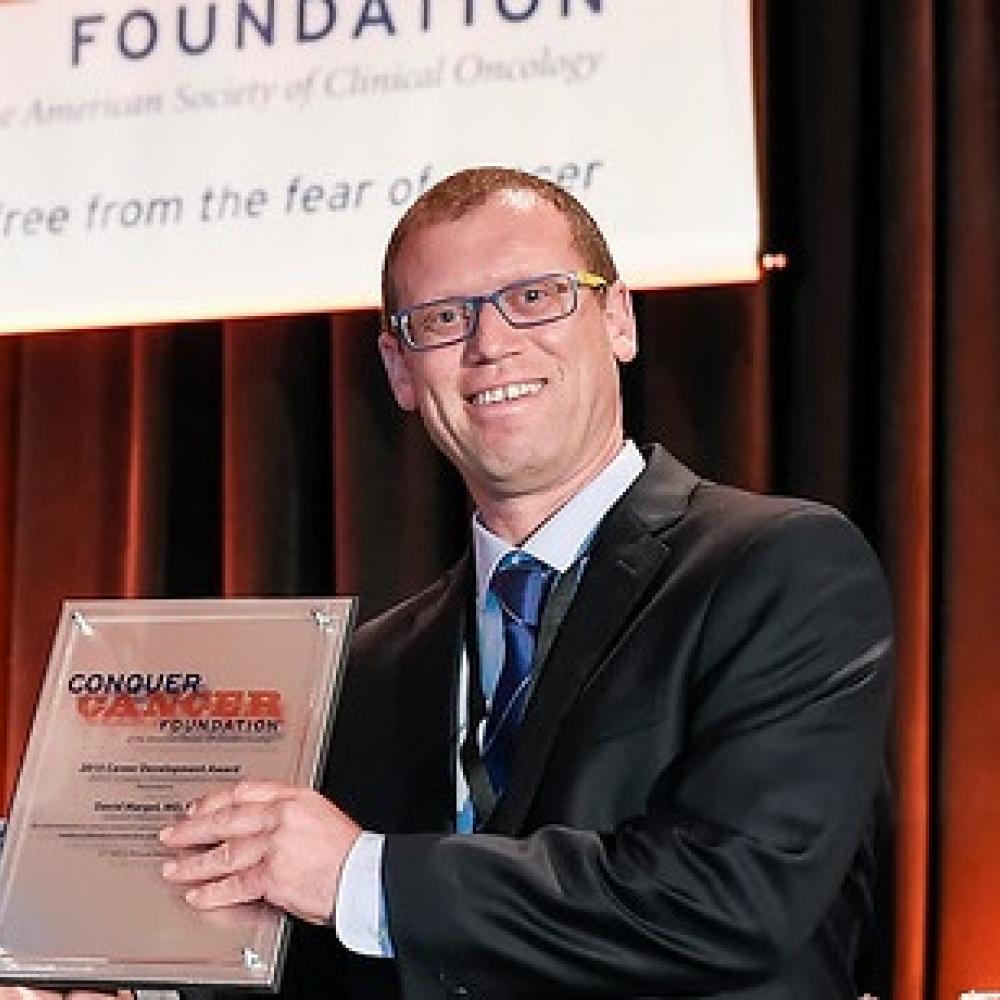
[433,307,462,326]
[413,304,462,331]
[516,285,551,306]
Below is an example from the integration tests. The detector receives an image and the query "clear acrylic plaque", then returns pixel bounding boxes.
[0,597,355,991]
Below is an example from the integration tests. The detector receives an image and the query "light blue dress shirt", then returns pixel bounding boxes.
[335,442,645,956]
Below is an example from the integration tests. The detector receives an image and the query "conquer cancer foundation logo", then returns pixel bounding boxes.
[68,670,286,735]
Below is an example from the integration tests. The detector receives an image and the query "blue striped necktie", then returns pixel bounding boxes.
[483,552,555,794]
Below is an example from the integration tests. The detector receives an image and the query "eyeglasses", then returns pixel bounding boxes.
[389,270,609,351]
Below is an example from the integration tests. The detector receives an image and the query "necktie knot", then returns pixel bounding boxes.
[490,553,554,628]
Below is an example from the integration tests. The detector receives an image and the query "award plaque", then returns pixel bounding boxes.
[0,597,355,991]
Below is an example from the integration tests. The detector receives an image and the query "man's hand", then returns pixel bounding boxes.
[0,990,131,999]
[159,781,361,926]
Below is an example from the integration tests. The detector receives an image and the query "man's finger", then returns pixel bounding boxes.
[0,990,62,999]
[160,798,283,848]
[0,989,97,999]
[185,780,296,819]
[162,832,269,884]
[68,993,133,999]
[178,866,268,910]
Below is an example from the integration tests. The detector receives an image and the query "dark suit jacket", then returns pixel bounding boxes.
[280,447,893,1000]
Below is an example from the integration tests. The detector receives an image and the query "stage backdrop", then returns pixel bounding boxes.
[0,0,757,333]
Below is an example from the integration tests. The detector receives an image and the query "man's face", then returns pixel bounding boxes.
[378,191,637,521]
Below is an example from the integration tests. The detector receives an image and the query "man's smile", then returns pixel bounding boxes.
[466,379,547,407]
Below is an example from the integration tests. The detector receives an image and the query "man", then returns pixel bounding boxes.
[8,167,893,999]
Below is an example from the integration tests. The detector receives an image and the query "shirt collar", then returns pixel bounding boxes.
[472,440,645,604]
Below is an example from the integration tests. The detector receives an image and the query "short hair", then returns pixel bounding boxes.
[381,166,618,323]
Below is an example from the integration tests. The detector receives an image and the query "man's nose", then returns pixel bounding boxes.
[469,300,524,359]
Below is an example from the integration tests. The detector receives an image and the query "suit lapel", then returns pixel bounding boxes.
[393,557,470,832]
[486,447,700,832]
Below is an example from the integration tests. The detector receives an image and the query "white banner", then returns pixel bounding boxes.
[0,0,759,334]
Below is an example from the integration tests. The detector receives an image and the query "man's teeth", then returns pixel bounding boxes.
[470,381,544,406]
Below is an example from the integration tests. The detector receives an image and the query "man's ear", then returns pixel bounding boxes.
[603,281,638,363]
[378,332,418,411]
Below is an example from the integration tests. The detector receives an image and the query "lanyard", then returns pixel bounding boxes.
[460,585,499,826]
[459,563,583,829]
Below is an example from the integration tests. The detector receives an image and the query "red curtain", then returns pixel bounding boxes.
[1,3,997,996]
